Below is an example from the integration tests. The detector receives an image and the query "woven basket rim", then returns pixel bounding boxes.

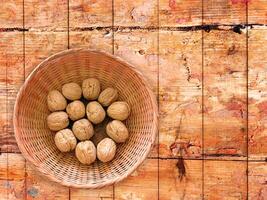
[13,48,158,188]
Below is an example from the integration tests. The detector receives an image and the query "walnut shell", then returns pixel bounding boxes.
[106,120,129,143]
[66,100,85,121]
[86,101,106,124]
[72,119,94,141]
[47,111,69,131]
[75,140,96,165]
[82,78,101,100]
[54,129,77,152]
[98,87,118,107]
[97,138,116,163]
[107,101,131,121]
[47,90,67,112]
[62,82,82,100]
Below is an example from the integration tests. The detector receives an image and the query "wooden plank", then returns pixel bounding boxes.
[69,0,112,28]
[248,29,267,161]
[248,162,267,200]
[159,30,202,159]
[69,29,114,199]
[115,159,158,200]
[248,0,267,25]
[0,153,25,200]
[0,0,23,28]
[204,160,247,199]
[24,0,68,31]
[203,0,246,25]
[25,32,68,76]
[159,159,202,200]
[159,0,202,27]
[114,0,158,27]
[0,32,23,153]
[25,162,69,200]
[203,30,247,160]
[69,30,113,53]
[114,29,158,157]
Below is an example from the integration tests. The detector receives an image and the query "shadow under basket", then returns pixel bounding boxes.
[13,49,158,188]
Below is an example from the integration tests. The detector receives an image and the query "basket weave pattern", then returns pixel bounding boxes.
[14,49,158,188]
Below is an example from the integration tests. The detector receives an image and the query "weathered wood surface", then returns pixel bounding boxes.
[0,0,267,199]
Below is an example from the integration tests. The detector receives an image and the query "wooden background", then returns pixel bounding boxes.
[0,0,267,199]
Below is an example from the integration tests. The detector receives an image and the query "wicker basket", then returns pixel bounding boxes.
[13,49,158,188]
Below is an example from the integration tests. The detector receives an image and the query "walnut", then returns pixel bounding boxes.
[54,129,77,152]
[66,100,85,121]
[86,101,106,124]
[75,140,96,165]
[47,111,69,131]
[107,101,131,121]
[82,78,101,100]
[62,82,82,100]
[72,119,94,141]
[106,120,129,143]
[97,138,116,163]
[47,90,67,112]
[98,87,118,107]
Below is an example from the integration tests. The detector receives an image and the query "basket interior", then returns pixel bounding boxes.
[15,50,157,187]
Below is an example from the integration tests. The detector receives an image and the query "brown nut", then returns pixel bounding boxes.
[107,101,131,121]
[75,141,96,165]
[66,100,85,121]
[106,120,129,143]
[97,138,116,163]
[86,101,106,124]
[62,82,82,100]
[47,111,69,131]
[82,78,101,100]
[54,129,77,152]
[98,87,118,107]
[72,119,94,140]
[47,90,67,112]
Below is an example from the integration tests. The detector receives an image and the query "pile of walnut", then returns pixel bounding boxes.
[46,78,130,165]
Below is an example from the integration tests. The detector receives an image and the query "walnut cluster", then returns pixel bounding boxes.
[46,78,131,165]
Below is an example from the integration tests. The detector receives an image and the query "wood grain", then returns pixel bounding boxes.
[248,29,267,161]
[203,0,246,25]
[115,159,158,200]
[0,0,23,28]
[114,29,159,157]
[0,153,25,200]
[159,159,202,200]
[159,30,202,159]
[248,162,267,200]
[69,0,112,28]
[114,0,158,27]
[0,32,23,153]
[26,162,69,200]
[159,0,202,27]
[204,30,247,159]
[204,160,247,199]
[70,186,113,200]
[24,0,67,31]
[248,0,267,25]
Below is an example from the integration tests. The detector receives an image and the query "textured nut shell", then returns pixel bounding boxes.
[107,101,131,121]
[72,119,94,140]
[75,141,96,165]
[97,138,116,163]
[47,90,67,112]
[66,100,85,121]
[62,82,82,100]
[106,120,129,143]
[47,111,69,131]
[82,78,101,100]
[86,101,106,124]
[98,87,118,107]
[54,129,77,152]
